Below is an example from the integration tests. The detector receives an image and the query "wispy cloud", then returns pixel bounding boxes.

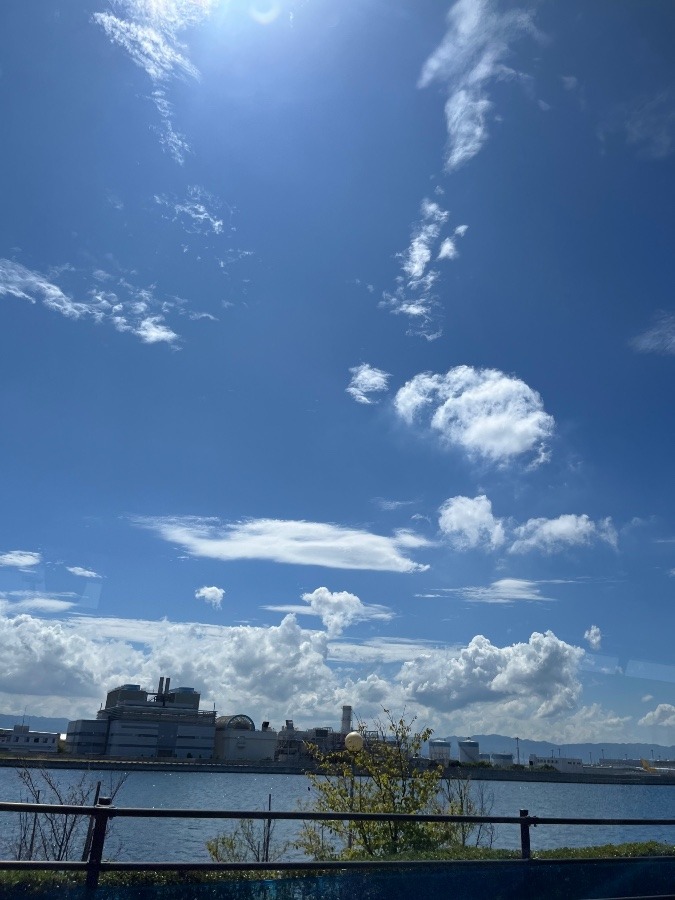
[93,1,214,162]
[151,90,192,164]
[328,636,448,665]
[0,550,41,570]
[346,364,391,405]
[0,597,75,613]
[66,566,101,579]
[155,186,225,235]
[263,586,393,638]
[601,91,675,161]
[134,516,431,573]
[447,578,554,604]
[373,498,416,512]
[195,585,225,609]
[418,0,540,170]
[0,259,180,346]
[395,365,554,466]
[632,311,675,354]
[381,199,468,340]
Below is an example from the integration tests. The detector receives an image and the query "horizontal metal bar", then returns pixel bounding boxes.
[0,802,674,827]
[2,857,674,874]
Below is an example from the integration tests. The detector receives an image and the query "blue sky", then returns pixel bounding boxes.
[1,0,674,745]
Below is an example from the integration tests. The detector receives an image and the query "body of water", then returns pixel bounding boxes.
[1,766,673,861]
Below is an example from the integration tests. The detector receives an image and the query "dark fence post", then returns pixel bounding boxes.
[519,808,531,860]
[85,796,112,893]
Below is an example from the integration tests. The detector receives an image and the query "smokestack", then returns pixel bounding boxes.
[341,705,352,735]
[164,677,171,694]
[158,676,164,695]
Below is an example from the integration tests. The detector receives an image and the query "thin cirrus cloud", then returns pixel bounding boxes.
[346,364,391,405]
[438,495,617,554]
[380,199,468,340]
[418,0,540,170]
[66,566,101,579]
[395,365,554,466]
[154,186,225,236]
[0,550,41,569]
[135,516,431,573]
[0,259,180,346]
[632,311,675,354]
[263,586,393,638]
[93,0,211,163]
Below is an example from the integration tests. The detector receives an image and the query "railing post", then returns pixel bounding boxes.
[519,808,531,860]
[85,796,112,893]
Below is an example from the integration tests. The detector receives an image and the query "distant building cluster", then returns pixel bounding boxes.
[1,679,673,772]
[57,677,358,762]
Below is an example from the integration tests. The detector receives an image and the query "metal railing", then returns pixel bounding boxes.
[1,798,674,892]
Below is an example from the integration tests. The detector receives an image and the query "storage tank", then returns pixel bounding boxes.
[429,739,451,764]
[490,752,514,767]
[458,739,480,764]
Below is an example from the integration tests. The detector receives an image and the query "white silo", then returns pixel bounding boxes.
[458,739,480,764]
[429,739,451,764]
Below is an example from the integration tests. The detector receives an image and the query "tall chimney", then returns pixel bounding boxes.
[341,705,352,735]
[164,677,171,694]
[158,676,165,695]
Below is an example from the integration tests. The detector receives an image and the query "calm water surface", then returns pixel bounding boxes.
[1,767,673,861]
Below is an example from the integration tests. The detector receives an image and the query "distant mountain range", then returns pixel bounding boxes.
[0,714,69,734]
[444,734,675,763]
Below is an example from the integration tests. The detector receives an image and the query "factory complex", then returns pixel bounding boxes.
[3,675,674,776]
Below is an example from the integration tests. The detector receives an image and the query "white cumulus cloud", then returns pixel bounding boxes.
[584,624,602,650]
[418,0,540,170]
[135,516,430,573]
[509,515,617,554]
[346,364,391,405]
[438,494,505,550]
[265,586,393,638]
[638,703,675,728]
[395,365,554,466]
[399,631,584,717]
[195,585,225,609]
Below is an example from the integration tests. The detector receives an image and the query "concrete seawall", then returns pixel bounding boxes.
[1,755,674,785]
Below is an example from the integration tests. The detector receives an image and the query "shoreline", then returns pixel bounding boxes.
[1,756,674,785]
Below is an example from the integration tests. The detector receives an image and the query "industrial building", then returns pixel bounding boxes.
[0,724,59,753]
[428,739,451,765]
[275,706,354,763]
[65,676,216,759]
[529,754,584,773]
[214,715,277,762]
